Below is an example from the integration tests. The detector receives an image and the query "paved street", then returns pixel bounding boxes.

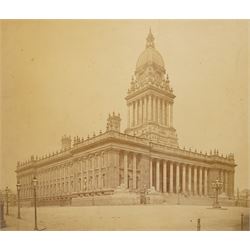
[2,204,249,231]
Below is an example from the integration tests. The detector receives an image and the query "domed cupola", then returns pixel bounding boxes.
[135,29,165,74]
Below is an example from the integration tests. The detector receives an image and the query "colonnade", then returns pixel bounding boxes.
[18,151,233,200]
[148,158,232,196]
[127,95,173,128]
[149,159,209,195]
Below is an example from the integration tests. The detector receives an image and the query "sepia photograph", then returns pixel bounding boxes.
[0,19,249,231]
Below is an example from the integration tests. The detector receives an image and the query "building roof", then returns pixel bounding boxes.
[136,29,165,71]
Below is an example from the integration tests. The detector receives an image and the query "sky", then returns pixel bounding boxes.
[0,20,249,192]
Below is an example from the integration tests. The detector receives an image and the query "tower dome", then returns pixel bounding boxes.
[136,29,165,72]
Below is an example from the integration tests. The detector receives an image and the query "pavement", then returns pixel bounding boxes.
[1,204,249,231]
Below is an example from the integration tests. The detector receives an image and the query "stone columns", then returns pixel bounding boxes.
[170,103,173,127]
[162,100,165,126]
[204,168,208,196]
[131,104,133,127]
[142,98,145,124]
[132,102,135,127]
[137,100,139,126]
[152,96,156,122]
[156,159,160,192]
[166,103,169,127]
[128,103,130,128]
[176,163,180,193]
[182,165,186,193]
[92,156,95,190]
[157,98,160,124]
[148,95,152,121]
[86,159,89,191]
[169,162,173,193]
[130,103,133,128]
[132,153,137,190]
[78,161,81,192]
[98,155,102,189]
[199,167,203,195]
[145,96,148,122]
[134,101,137,126]
[133,101,136,126]
[124,152,128,189]
[194,166,197,195]
[163,161,167,193]
[139,99,143,125]
[149,158,153,188]
[155,97,157,123]
[225,170,228,195]
[156,97,158,124]
[144,97,147,123]
[154,96,157,123]
[188,165,192,194]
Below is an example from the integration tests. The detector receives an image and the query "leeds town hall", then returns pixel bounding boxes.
[16,30,236,205]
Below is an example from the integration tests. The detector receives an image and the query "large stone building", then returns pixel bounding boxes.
[16,30,236,205]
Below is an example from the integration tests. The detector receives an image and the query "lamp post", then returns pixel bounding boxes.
[16,182,21,219]
[32,176,38,230]
[212,178,223,208]
[5,186,9,216]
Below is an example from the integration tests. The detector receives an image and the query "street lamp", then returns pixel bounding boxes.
[32,176,38,230]
[5,186,9,216]
[16,182,21,219]
[212,178,223,208]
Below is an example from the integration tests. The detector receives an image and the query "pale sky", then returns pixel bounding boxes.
[0,20,249,191]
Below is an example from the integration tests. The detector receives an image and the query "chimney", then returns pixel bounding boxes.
[61,135,72,151]
[106,112,121,132]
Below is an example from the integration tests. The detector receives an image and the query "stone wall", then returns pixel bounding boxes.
[72,193,140,206]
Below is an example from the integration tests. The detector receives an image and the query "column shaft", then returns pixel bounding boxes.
[156,160,160,192]
[225,170,228,196]
[194,167,197,195]
[149,158,153,188]
[133,153,137,190]
[170,103,173,127]
[176,163,180,193]
[124,152,128,189]
[133,102,135,127]
[204,168,208,196]
[139,99,143,125]
[159,98,161,124]
[157,97,160,124]
[148,95,152,121]
[170,162,173,193]
[127,103,130,128]
[166,103,169,127]
[134,101,137,126]
[188,165,192,194]
[163,161,167,193]
[98,155,102,189]
[199,167,203,195]
[162,100,165,126]
[152,96,156,122]
[137,100,140,125]
[182,165,186,193]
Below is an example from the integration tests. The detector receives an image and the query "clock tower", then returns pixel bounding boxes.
[125,29,178,147]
